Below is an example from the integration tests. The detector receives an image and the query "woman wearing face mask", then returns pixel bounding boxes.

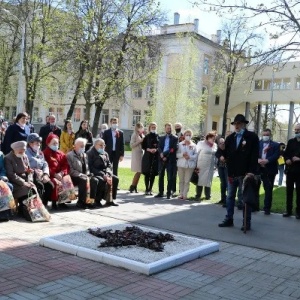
[141,122,159,195]
[195,131,218,200]
[4,141,36,217]
[60,120,75,154]
[2,112,29,155]
[129,122,145,193]
[67,138,95,209]
[26,133,54,207]
[43,133,70,209]
[176,129,198,200]
[75,120,93,152]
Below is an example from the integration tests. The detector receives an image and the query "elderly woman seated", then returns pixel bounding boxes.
[43,133,70,209]
[26,133,54,207]
[86,138,119,207]
[66,137,95,209]
[4,141,36,216]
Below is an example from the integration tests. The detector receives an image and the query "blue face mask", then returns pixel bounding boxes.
[77,148,85,154]
[49,145,59,152]
[295,133,300,139]
[97,148,104,154]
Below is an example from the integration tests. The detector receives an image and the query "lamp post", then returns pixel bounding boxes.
[269,67,275,129]
[2,8,42,113]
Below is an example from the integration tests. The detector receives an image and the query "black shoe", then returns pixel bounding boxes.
[155,193,164,198]
[296,215,300,220]
[106,201,119,207]
[166,194,171,199]
[95,201,103,207]
[51,202,57,210]
[283,212,292,217]
[237,205,243,210]
[85,203,96,209]
[218,218,234,227]
[129,185,135,193]
[241,225,251,231]
[76,202,86,209]
[217,200,225,205]
[145,191,149,195]
[222,203,227,208]
[264,211,270,215]
[58,203,68,209]
[205,197,211,200]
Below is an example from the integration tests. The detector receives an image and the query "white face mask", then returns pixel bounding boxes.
[185,136,191,141]
[150,130,156,134]
[15,153,24,158]
[111,124,118,130]
[262,136,270,142]
[32,145,40,152]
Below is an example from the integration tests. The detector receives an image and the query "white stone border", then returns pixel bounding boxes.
[39,224,219,275]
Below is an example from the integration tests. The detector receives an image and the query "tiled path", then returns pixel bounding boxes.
[1,202,300,299]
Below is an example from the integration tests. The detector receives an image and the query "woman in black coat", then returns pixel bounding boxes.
[75,120,93,151]
[2,112,29,155]
[141,122,159,195]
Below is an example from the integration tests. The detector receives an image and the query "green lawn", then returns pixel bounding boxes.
[118,167,287,214]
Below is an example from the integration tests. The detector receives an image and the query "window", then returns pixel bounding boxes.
[73,108,81,122]
[146,84,154,99]
[215,95,220,105]
[112,109,119,119]
[202,86,208,94]
[132,110,141,127]
[133,85,143,98]
[203,57,209,75]
[212,121,218,131]
[32,107,39,122]
[254,80,263,90]
[296,77,300,89]
[263,79,271,90]
[102,109,109,124]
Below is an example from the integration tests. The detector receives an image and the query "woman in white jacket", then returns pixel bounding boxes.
[176,129,198,200]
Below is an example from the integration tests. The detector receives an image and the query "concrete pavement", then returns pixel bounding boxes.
[1,191,300,299]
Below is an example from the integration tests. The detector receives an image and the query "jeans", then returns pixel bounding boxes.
[261,170,276,212]
[226,177,252,224]
[217,166,228,202]
[158,160,177,196]
[278,164,284,186]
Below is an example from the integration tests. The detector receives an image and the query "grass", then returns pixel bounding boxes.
[118,167,287,214]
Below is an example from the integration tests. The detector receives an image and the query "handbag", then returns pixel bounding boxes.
[190,168,199,185]
[22,188,51,222]
[0,180,15,213]
[58,175,77,203]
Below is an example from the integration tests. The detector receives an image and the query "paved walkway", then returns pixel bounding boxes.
[1,192,300,300]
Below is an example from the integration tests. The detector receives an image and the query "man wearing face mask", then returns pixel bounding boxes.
[102,117,124,176]
[155,123,179,199]
[39,115,62,150]
[218,114,259,231]
[258,129,280,215]
[283,123,300,218]
[67,138,95,209]
[87,138,119,207]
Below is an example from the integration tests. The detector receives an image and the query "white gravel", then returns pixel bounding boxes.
[52,223,210,264]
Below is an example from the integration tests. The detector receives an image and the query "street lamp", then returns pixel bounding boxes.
[2,8,42,114]
[269,67,275,129]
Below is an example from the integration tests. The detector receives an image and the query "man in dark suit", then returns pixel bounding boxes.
[102,117,124,176]
[283,123,300,218]
[155,123,178,199]
[39,115,62,150]
[218,114,259,231]
[258,129,280,215]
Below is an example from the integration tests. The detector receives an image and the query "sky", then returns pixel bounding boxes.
[159,0,221,36]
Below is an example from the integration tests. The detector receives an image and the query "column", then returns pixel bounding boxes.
[245,102,250,121]
[256,103,262,134]
[287,101,294,140]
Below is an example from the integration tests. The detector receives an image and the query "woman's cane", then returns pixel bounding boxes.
[244,203,247,234]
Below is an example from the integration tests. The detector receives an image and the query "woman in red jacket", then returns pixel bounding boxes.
[43,133,69,209]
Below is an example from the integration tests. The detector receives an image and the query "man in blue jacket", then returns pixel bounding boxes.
[258,129,280,215]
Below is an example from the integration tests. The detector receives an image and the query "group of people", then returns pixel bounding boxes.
[0,113,121,222]
[128,114,300,231]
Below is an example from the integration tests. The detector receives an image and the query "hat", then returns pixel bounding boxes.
[11,141,27,151]
[231,114,249,125]
[46,133,59,145]
[27,133,42,143]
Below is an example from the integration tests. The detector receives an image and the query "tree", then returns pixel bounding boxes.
[193,0,300,58]
[211,18,264,136]
[63,0,165,136]
[149,33,206,132]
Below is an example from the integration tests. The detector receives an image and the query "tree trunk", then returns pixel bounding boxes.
[221,79,232,137]
[85,102,91,121]
[262,104,269,130]
[92,101,104,136]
